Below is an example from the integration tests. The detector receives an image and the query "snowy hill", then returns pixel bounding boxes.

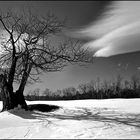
[0,99,140,139]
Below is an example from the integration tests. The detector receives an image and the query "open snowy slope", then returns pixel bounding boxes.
[0,99,140,139]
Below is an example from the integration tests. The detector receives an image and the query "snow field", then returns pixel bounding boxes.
[0,99,140,139]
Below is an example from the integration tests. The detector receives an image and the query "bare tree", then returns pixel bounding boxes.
[131,74,140,90]
[78,83,90,94]
[42,88,52,97]
[62,87,77,97]
[0,9,92,111]
[124,79,130,89]
[115,74,123,92]
[31,88,40,96]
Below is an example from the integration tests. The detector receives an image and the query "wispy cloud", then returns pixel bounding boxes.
[71,1,140,57]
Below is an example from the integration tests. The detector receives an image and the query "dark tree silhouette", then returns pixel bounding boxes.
[0,9,92,111]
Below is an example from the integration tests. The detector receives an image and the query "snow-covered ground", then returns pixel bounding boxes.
[0,99,140,139]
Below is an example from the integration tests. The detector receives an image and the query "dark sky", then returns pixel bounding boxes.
[0,1,110,28]
[0,1,140,93]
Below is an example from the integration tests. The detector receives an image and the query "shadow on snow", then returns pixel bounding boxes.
[8,104,140,129]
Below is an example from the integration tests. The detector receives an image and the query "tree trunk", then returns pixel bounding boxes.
[13,63,32,111]
[14,90,28,110]
[0,74,14,111]
[0,74,28,112]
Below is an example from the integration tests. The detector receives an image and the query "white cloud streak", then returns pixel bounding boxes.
[74,1,140,57]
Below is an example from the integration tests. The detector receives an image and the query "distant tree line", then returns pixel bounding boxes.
[1,74,140,101]
[22,74,140,101]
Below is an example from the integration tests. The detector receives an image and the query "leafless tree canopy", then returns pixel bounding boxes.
[0,8,92,88]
